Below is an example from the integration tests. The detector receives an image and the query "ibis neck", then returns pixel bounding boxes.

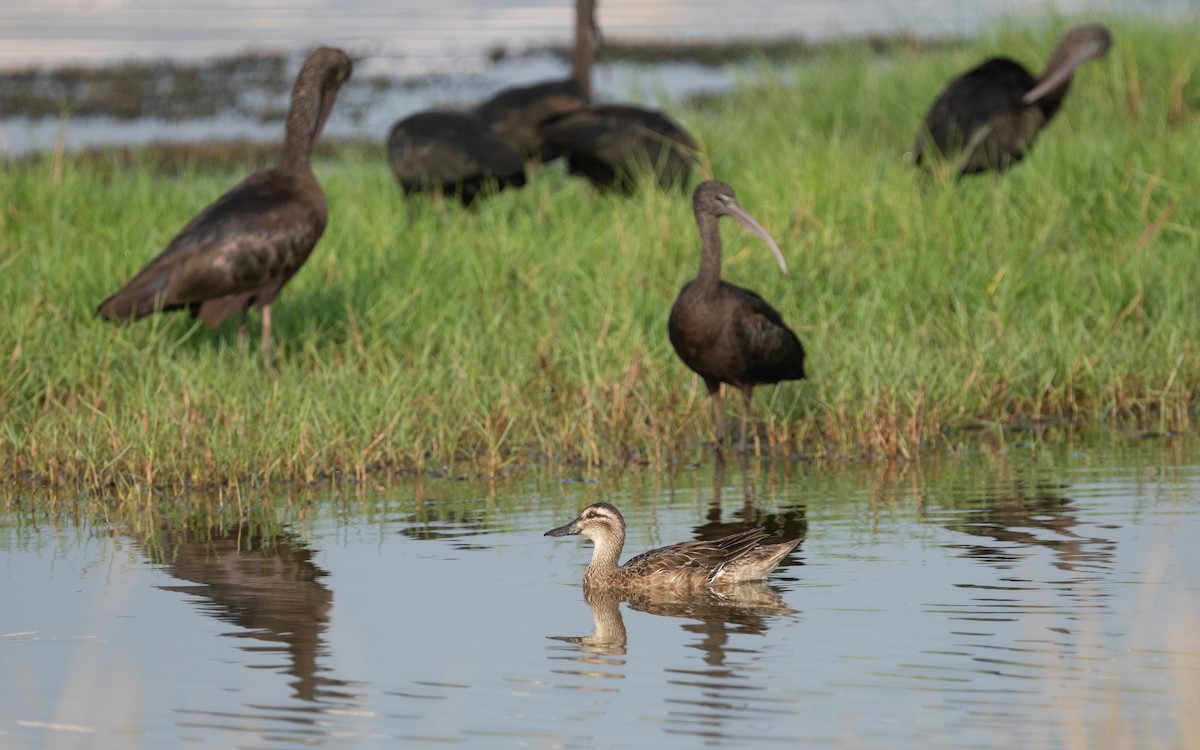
[571,0,595,100]
[1032,42,1083,119]
[1032,72,1072,120]
[279,88,320,175]
[695,212,723,290]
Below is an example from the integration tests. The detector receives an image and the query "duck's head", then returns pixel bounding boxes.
[545,502,625,542]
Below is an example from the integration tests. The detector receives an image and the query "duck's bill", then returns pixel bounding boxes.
[545,520,581,537]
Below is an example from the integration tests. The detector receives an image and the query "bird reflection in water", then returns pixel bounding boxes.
[943,478,1116,576]
[141,524,357,705]
[549,582,796,681]
[694,458,808,552]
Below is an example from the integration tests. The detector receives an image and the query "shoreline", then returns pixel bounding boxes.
[0,31,958,157]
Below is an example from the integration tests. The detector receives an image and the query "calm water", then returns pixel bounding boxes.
[1,0,1195,155]
[3,437,1199,748]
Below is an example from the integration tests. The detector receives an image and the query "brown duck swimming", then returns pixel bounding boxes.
[915,24,1112,176]
[96,46,353,364]
[668,181,805,453]
[474,0,597,162]
[545,502,802,590]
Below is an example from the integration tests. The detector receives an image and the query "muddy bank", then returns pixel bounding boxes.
[2,33,955,146]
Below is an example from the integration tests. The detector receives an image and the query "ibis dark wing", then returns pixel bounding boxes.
[473,79,587,160]
[97,169,326,325]
[387,111,525,193]
[731,287,806,384]
[916,57,1040,171]
[538,104,696,188]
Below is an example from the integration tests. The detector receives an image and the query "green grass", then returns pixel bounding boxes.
[2,17,1198,491]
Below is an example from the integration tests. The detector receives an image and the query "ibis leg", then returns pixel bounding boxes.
[237,308,249,352]
[260,304,275,370]
[738,388,754,454]
[709,389,727,446]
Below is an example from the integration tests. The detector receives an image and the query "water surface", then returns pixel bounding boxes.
[1,0,1193,155]
[4,0,1186,68]
[3,438,1199,748]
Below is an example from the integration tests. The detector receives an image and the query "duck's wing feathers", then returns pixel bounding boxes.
[622,528,770,578]
[709,538,803,584]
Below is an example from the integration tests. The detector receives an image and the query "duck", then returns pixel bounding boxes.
[545,502,801,590]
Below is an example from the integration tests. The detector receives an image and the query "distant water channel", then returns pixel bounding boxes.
[3,437,1199,748]
[0,0,1194,155]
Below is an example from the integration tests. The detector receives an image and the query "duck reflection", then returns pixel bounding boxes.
[549,589,629,662]
[142,524,353,703]
[550,582,795,670]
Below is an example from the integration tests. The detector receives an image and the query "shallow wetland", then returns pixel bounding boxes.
[2,6,1199,747]
[4,436,1199,748]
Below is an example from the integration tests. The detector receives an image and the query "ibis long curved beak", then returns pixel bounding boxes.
[727,200,789,274]
[310,85,341,145]
[1023,30,1109,105]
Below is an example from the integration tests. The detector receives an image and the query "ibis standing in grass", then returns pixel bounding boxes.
[914,24,1112,176]
[668,180,805,454]
[479,0,697,190]
[474,0,598,162]
[386,110,526,207]
[537,103,697,190]
[96,46,353,366]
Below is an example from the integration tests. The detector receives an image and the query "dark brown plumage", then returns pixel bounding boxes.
[386,110,526,206]
[667,180,805,453]
[915,24,1111,176]
[474,0,597,161]
[537,103,697,190]
[96,46,353,364]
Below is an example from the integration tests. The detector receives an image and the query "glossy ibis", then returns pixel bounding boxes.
[386,110,526,206]
[96,46,353,365]
[474,0,597,161]
[915,24,1111,176]
[537,103,697,190]
[668,181,805,453]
